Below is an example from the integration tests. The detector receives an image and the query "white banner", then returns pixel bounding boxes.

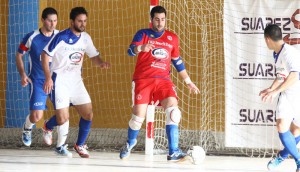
[224,0,300,148]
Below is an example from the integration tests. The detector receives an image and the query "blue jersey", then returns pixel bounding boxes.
[18,29,59,80]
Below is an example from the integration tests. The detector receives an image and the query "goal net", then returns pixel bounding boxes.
[0,0,279,157]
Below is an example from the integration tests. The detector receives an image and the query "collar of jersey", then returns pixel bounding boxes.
[148,29,165,39]
[273,43,285,64]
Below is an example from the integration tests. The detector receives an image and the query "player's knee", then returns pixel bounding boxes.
[165,107,181,125]
[30,111,43,123]
[129,114,145,130]
[82,112,93,121]
[56,116,69,125]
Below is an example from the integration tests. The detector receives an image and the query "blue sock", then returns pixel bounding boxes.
[279,131,300,160]
[166,125,179,155]
[76,117,92,146]
[279,135,300,159]
[46,115,57,130]
[127,127,139,146]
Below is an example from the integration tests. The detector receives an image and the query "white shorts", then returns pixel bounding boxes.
[276,91,300,127]
[50,72,91,110]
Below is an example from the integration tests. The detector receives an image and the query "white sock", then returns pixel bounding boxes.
[24,115,34,129]
[57,120,69,148]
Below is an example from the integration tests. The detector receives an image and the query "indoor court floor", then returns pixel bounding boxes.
[0,149,296,172]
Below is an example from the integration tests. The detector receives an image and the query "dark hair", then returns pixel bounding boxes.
[70,7,88,20]
[150,6,166,19]
[264,24,282,41]
[42,7,57,19]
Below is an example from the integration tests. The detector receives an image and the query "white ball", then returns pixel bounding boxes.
[187,146,206,165]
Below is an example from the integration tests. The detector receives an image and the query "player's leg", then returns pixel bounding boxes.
[120,104,147,159]
[22,79,47,146]
[119,80,151,159]
[73,103,93,158]
[52,107,72,157]
[156,79,186,161]
[273,94,300,171]
[160,97,186,162]
[22,110,43,146]
[43,73,70,148]
[268,122,300,170]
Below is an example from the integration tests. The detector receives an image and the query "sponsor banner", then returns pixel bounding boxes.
[224,0,300,148]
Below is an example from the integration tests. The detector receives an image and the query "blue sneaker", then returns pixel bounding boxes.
[22,124,32,147]
[55,144,72,158]
[267,154,284,170]
[119,140,137,159]
[167,149,187,162]
[296,159,300,172]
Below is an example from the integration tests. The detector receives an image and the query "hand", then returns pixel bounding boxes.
[259,87,272,97]
[98,61,111,69]
[141,44,155,52]
[261,89,279,103]
[187,82,200,94]
[21,74,29,87]
[43,78,53,94]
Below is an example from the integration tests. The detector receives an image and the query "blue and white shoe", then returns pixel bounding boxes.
[55,144,72,158]
[167,149,187,162]
[22,124,32,147]
[296,159,300,172]
[119,140,137,159]
[267,154,285,170]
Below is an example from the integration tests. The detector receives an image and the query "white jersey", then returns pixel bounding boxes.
[274,43,300,95]
[43,28,99,76]
[275,43,300,121]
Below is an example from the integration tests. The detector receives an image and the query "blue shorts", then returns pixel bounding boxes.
[29,79,48,110]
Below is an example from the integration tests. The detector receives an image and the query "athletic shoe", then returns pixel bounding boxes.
[74,144,89,158]
[55,144,72,158]
[22,124,32,146]
[167,149,187,162]
[296,159,300,172]
[119,140,137,159]
[267,154,285,170]
[42,120,53,145]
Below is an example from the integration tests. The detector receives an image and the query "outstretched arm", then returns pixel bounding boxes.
[90,55,111,69]
[172,57,199,94]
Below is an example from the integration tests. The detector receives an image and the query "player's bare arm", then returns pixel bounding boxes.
[41,51,53,94]
[16,52,29,87]
[259,77,280,97]
[90,55,111,69]
[171,56,199,94]
[261,72,298,102]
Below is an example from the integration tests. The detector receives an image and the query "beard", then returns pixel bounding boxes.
[74,25,85,32]
[152,25,163,32]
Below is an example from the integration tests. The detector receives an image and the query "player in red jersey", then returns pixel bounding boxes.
[120,6,199,161]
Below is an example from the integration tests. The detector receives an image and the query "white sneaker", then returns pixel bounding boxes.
[42,120,52,146]
[74,144,89,158]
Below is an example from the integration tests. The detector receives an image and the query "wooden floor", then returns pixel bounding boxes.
[0,149,297,172]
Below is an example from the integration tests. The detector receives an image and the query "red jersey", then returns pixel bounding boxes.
[130,29,180,80]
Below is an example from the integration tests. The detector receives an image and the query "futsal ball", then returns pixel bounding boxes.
[187,146,206,165]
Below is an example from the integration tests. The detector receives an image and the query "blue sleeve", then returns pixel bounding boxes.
[127,30,144,56]
[171,57,186,72]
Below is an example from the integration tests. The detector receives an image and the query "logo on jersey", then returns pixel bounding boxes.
[33,102,43,106]
[167,36,172,40]
[151,48,169,60]
[69,39,73,43]
[69,52,83,64]
[136,94,142,100]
